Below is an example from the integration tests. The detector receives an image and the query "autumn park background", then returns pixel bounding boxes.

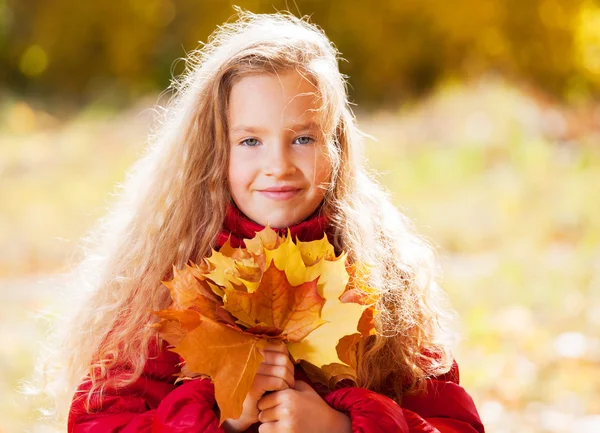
[2,0,600,431]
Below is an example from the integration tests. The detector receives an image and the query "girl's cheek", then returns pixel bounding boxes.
[317,156,333,182]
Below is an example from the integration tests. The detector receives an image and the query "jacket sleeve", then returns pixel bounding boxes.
[323,361,485,433]
[68,339,225,433]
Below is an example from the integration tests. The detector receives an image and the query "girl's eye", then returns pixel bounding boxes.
[294,136,314,145]
[241,138,260,147]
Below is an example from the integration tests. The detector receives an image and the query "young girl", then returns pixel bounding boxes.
[48,9,484,433]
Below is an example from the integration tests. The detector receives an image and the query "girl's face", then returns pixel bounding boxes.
[227,70,331,228]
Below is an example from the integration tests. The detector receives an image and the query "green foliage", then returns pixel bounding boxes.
[1,0,599,107]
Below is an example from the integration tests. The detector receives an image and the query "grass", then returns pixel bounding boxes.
[1,77,599,432]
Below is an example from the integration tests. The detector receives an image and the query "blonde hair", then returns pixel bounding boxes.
[32,8,455,423]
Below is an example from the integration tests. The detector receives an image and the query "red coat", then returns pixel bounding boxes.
[69,339,484,432]
[68,205,485,432]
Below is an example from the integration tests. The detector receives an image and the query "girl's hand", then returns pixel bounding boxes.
[222,342,295,433]
[256,380,352,433]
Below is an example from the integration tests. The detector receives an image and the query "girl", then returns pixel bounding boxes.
[45,9,484,433]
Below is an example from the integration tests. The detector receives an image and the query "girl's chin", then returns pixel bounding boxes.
[248,208,310,228]
[239,195,324,228]
[256,216,300,229]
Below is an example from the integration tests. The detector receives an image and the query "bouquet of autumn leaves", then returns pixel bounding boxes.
[152,227,377,423]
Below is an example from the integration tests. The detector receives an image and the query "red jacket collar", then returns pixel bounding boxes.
[217,203,330,248]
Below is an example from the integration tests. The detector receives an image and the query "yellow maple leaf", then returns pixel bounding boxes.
[243,225,283,255]
[264,232,307,286]
[296,234,336,265]
[286,252,368,368]
[262,228,349,297]
[205,246,264,293]
[288,299,366,367]
[205,251,244,290]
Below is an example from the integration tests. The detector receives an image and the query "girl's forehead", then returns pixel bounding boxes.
[227,71,323,130]
[229,71,318,104]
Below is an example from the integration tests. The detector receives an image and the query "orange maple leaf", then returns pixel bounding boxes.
[162,263,219,308]
[170,316,267,424]
[223,264,326,341]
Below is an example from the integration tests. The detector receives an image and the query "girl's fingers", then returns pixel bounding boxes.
[260,341,288,354]
[257,389,286,411]
[257,363,295,389]
[261,350,290,365]
[252,373,289,394]
[261,351,294,372]
[257,422,277,433]
[258,406,282,424]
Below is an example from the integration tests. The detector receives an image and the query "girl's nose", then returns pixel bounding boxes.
[263,142,297,177]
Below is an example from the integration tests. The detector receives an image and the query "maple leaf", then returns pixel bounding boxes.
[296,235,336,265]
[335,333,362,369]
[153,262,239,347]
[229,227,370,367]
[262,229,349,298]
[204,251,244,291]
[264,233,307,286]
[223,264,326,341]
[322,363,357,388]
[218,237,248,259]
[154,299,240,349]
[162,263,219,308]
[243,226,283,255]
[170,316,268,424]
[298,360,357,389]
[286,252,368,368]
[154,309,202,331]
[205,240,263,293]
[287,297,366,367]
[342,263,379,305]
[357,306,376,337]
[150,319,187,347]
[154,225,378,423]
[235,262,263,293]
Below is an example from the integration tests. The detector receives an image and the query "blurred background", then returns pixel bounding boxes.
[1,0,600,432]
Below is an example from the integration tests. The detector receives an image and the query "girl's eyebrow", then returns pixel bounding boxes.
[287,121,319,132]
[229,121,319,135]
[229,125,269,135]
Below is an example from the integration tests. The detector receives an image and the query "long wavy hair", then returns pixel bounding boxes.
[32,8,455,422]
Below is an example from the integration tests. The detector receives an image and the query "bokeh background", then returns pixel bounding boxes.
[2,1,600,432]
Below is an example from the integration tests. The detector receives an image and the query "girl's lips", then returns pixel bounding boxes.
[258,189,301,200]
